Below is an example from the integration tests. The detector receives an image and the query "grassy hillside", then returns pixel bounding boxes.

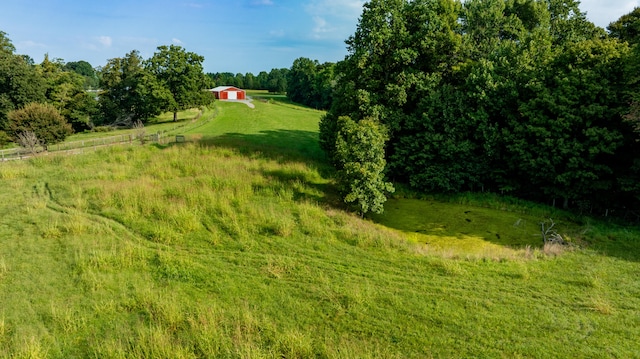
[0,100,639,358]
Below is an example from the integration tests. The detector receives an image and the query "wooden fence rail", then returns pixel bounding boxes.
[0,106,216,162]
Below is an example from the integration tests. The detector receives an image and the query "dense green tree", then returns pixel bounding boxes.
[322,0,465,191]
[146,45,213,121]
[64,60,99,89]
[266,68,288,93]
[0,32,46,130]
[321,0,639,212]
[335,116,394,215]
[234,73,245,88]
[608,7,640,45]
[287,57,335,109]
[288,57,318,105]
[244,72,255,89]
[6,103,72,149]
[508,38,630,207]
[256,71,269,90]
[99,50,174,125]
[37,55,98,131]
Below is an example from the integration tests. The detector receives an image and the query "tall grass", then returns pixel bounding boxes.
[0,100,639,357]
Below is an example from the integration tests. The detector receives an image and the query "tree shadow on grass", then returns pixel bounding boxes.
[194,130,341,206]
[371,198,640,262]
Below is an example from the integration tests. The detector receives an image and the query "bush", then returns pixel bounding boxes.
[7,103,73,149]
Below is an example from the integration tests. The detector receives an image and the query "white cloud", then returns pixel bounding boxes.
[172,38,184,44]
[305,0,365,40]
[312,16,331,38]
[306,0,365,19]
[17,40,46,49]
[97,36,112,48]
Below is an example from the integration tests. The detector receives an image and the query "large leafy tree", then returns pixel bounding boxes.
[287,57,318,106]
[0,31,46,129]
[99,50,174,125]
[287,57,335,109]
[508,38,630,207]
[321,0,465,192]
[265,68,289,93]
[64,60,99,90]
[146,45,213,121]
[38,54,98,131]
[256,71,269,90]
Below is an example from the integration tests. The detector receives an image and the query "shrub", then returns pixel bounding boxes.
[7,103,73,150]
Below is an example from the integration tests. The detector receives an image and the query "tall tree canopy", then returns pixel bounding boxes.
[608,7,640,46]
[146,45,213,121]
[64,60,99,89]
[0,31,46,132]
[321,0,640,213]
[38,54,98,131]
[98,50,173,125]
[287,57,335,109]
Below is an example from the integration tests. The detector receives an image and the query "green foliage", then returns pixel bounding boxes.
[266,68,289,93]
[0,100,639,357]
[0,30,15,54]
[38,54,98,132]
[335,116,394,215]
[146,45,213,121]
[0,35,46,128]
[98,50,174,125]
[287,57,335,109]
[608,6,640,45]
[6,102,72,148]
[64,60,99,89]
[322,0,640,211]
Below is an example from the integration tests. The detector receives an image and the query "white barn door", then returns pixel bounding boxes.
[227,91,237,100]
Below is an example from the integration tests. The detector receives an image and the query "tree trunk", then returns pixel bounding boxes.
[173,111,178,122]
[563,197,569,209]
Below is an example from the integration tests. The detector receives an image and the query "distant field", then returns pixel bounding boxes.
[186,97,326,162]
[0,99,639,358]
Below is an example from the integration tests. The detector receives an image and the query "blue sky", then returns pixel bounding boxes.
[0,0,637,74]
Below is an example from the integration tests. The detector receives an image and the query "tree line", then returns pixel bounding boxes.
[315,0,640,215]
[1,31,213,149]
[207,69,289,93]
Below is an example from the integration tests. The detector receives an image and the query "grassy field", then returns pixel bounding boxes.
[0,99,639,358]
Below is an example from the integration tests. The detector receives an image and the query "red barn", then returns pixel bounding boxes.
[210,86,246,100]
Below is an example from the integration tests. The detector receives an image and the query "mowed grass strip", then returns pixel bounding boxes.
[0,100,638,358]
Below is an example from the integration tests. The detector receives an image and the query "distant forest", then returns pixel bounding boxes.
[207,69,288,94]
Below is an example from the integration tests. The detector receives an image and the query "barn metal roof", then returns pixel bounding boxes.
[210,86,243,92]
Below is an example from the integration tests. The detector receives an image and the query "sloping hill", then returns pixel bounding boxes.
[0,100,638,358]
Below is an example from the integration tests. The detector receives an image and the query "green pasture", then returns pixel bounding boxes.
[65,109,205,142]
[0,99,639,358]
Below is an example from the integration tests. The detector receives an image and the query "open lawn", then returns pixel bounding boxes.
[0,100,639,358]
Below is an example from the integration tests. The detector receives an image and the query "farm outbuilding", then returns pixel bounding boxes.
[210,86,246,100]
